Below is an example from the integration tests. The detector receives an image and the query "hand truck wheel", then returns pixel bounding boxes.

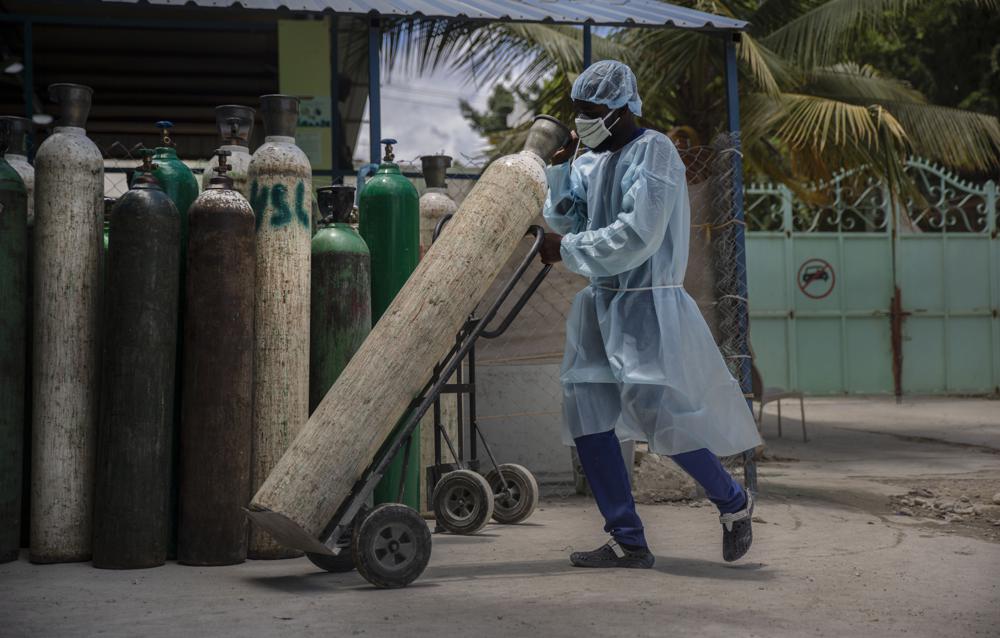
[485,463,539,524]
[432,469,494,535]
[306,531,355,573]
[352,503,432,589]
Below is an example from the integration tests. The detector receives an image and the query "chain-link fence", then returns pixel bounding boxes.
[101,142,212,201]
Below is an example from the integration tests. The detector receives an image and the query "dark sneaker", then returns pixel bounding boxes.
[570,540,655,569]
[720,490,754,562]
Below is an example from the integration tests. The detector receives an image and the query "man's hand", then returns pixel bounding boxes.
[540,232,563,264]
[549,130,579,165]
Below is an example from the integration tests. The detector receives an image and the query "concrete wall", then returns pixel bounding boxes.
[474,363,572,486]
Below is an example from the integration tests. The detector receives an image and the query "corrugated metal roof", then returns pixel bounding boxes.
[102,0,747,31]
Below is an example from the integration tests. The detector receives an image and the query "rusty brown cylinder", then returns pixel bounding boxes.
[178,157,256,566]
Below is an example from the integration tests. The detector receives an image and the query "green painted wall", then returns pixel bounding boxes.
[278,19,333,188]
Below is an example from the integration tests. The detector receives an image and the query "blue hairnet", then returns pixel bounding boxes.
[571,60,642,116]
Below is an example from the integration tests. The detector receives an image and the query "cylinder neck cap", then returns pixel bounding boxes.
[523,115,571,162]
[420,155,452,189]
[317,185,357,225]
[215,105,254,146]
[260,94,299,138]
[49,83,93,128]
[0,116,31,155]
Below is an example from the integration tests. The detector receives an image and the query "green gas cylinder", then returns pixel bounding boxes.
[358,139,421,508]
[310,186,371,415]
[0,121,28,563]
[359,139,420,320]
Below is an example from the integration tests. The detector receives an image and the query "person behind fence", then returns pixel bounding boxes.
[539,60,763,568]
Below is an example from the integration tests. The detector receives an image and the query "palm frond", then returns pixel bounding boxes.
[780,94,909,152]
[745,92,914,190]
[738,35,797,94]
[382,18,628,89]
[744,0,826,37]
[883,102,1000,172]
[803,63,926,103]
[620,29,709,97]
[762,0,999,68]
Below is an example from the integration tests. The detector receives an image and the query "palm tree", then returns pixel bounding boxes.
[385,0,1000,191]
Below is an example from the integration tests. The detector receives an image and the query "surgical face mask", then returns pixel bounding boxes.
[574,109,620,149]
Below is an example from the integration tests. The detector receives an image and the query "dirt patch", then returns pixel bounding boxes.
[884,477,1000,544]
[632,449,699,504]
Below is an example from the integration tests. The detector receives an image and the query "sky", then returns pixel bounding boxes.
[352,66,493,167]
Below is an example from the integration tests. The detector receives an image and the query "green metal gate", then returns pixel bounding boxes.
[745,158,999,395]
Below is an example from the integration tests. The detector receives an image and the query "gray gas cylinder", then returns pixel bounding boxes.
[418,155,457,258]
[30,83,104,563]
[201,105,255,198]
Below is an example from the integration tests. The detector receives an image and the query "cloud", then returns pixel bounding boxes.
[353,67,490,165]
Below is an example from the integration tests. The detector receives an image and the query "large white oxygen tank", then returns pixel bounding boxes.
[246,94,312,559]
[30,83,104,563]
[201,105,254,198]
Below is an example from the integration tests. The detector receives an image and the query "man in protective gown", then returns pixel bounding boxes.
[540,60,763,568]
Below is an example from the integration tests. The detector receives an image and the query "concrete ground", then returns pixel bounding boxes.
[2,396,999,637]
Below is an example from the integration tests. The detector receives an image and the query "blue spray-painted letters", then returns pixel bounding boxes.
[269,183,292,227]
[294,181,310,229]
[251,179,310,230]
[250,180,269,231]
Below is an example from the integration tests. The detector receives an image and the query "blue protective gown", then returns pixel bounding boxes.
[543,130,762,457]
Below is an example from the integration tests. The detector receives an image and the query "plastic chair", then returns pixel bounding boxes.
[751,363,807,442]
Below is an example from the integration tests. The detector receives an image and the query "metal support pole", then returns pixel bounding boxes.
[329,15,342,177]
[582,24,592,68]
[22,20,34,159]
[723,34,757,492]
[367,16,381,166]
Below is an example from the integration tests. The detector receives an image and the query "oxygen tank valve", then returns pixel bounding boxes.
[155,120,174,147]
[381,138,397,163]
[214,148,233,177]
[135,149,159,185]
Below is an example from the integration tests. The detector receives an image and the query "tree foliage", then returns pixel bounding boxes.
[386,0,1000,191]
